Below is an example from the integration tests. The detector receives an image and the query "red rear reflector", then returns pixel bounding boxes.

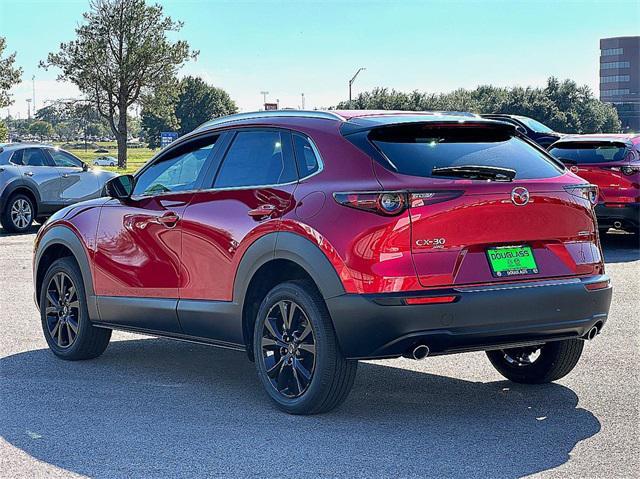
[585,280,609,291]
[405,295,457,305]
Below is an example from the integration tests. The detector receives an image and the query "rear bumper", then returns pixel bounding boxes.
[596,202,640,229]
[326,276,612,359]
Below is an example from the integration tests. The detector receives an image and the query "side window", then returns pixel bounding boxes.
[49,149,83,168]
[214,130,296,188]
[293,134,321,177]
[133,135,218,196]
[22,148,49,167]
[10,149,23,165]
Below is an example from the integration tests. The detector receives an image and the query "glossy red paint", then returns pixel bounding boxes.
[35,111,607,305]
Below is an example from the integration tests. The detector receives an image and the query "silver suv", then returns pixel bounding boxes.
[0,144,117,233]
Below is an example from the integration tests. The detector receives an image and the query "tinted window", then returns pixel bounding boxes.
[133,136,217,196]
[371,125,562,180]
[215,130,296,188]
[49,149,83,168]
[293,134,320,177]
[515,117,554,134]
[21,148,49,167]
[549,143,630,164]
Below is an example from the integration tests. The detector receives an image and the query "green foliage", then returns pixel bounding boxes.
[0,37,22,109]
[41,0,197,167]
[28,120,54,138]
[0,120,8,142]
[141,76,237,147]
[335,77,621,134]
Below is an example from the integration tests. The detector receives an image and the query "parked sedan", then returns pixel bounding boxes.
[0,144,117,232]
[480,114,562,148]
[93,156,117,167]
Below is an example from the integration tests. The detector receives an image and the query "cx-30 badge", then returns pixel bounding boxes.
[511,187,530,206]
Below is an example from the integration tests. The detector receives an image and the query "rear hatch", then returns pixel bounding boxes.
[366,121,602,288]
[548,140,640,205]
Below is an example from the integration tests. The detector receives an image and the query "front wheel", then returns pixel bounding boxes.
[486,339,584,384]
[40,257,111,360]
[253,281,357,414]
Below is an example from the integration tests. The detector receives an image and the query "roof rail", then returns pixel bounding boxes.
[195,110,345,131]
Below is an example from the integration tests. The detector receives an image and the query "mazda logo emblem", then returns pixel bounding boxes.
[511,187,530,206]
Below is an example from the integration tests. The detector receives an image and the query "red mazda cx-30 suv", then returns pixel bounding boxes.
[549,134,640,235]
[33,110,612,414]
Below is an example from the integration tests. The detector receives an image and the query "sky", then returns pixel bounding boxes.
[1,0,639,118]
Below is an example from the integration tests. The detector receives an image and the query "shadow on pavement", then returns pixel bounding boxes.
[0,224,40,238]
[1,338,600,478]
[600,231,640,263]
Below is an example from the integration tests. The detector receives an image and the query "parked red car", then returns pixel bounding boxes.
[33,110,612,414]
[549,134,640,235]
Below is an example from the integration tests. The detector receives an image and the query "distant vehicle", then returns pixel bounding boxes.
[0,144,117,232]
[94,148,109,153]
[549,134,640,235]
[93,156,117,167]
[481,114,562,148]
[32,110,611,414]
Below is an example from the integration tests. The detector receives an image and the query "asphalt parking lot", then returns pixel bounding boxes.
[0,227,638,478]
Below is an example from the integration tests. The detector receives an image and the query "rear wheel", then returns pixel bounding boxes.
[1,193,34,233]
[486,339,584,384]
[253,281,357,414]
[40,257,111,360]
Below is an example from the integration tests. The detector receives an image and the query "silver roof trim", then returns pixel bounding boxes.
[195,110,345,132]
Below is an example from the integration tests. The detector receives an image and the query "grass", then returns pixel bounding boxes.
[57,142,157,174]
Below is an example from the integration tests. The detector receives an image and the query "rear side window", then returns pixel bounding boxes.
[293,134,320,178]
[20,148,49,167]
[370,125,562,179]
[215,130,297,188]
[549,142,629,164]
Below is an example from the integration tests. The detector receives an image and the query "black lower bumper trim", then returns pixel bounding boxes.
[596,203,640,229]
[326,276,612,359]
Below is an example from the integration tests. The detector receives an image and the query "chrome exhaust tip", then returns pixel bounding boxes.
[585,326,599,341]
[411,344,430,360]
[613,221,623,229]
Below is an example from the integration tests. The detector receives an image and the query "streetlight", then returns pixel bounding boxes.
[260,91,269,108]
[348,67,366,108]
[301,92,305,109]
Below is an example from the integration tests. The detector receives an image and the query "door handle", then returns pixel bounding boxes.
[248,204,276,218]
[24,171,33,177]
[62,173,69,178]
[156,212,180,227]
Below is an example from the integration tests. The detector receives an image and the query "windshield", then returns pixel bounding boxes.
[370,124,563,179]
[515,116,554,134]
[549,142,629,164]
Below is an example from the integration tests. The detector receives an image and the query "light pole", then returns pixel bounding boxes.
[301,92,305,109]
[348,67,366,108]
[260,91,269,108]
[26,98,32,120]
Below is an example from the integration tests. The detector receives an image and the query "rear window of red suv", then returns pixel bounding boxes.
[549,142,630,164]
[369,124,563,179]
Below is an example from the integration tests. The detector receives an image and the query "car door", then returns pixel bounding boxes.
[46,148,100,203]
[178,128,299,343]
[93,133,221,333]
[11,147,62,213]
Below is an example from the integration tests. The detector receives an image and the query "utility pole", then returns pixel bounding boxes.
[348,67,366,108]
[26,99,32,120]
[260,91,269,108]
[301,93,305,109]
[32,75,36,114]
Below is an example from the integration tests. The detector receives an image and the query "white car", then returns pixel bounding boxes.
[93,156,117,167]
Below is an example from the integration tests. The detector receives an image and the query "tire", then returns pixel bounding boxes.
[253,280,357,414]
[486,339,584,384]
[39,257,111,360]
[1,193,34,233]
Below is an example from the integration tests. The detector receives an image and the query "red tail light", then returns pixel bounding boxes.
[404,295,458,305]
[409,190,464,207]
[621,165,640,176]
[584,279,610,291]
[564,184,598,206]
[333,191,407,216]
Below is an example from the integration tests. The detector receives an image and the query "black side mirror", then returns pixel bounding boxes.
[105,175,135,199]
[515,125,528,136]
[82,162,89,172]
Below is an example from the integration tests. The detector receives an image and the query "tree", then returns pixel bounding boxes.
[29,120,54,138]
[335,77,621,134]
[0,121,8,142]
[0,37,22,109]
[175,76,237,135]
[42,0,197,168]
[141,76,237,148]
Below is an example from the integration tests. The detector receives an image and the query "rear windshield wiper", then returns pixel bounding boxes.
[431,165,516,182]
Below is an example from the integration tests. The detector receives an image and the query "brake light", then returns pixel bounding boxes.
[584,279,609,291]
[409,190,464,207]
[564,184,598,206]
[621,165,640,176]
[333,192,407,216]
